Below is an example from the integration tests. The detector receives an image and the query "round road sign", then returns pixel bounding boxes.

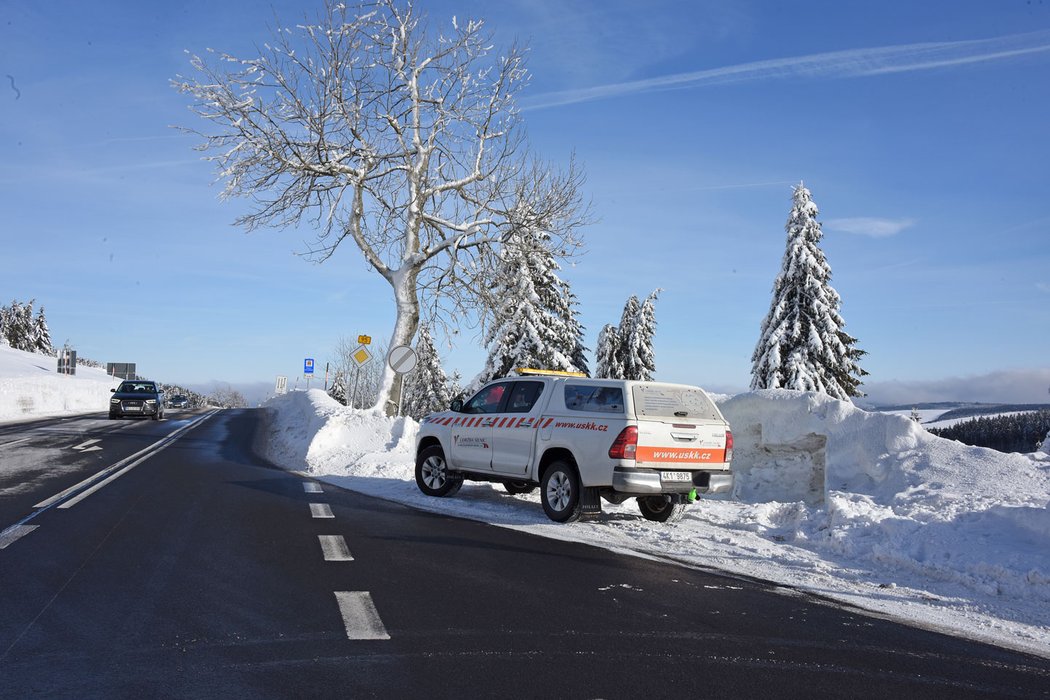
[387,345,417,374]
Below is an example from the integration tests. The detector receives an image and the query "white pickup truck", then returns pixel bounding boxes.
[414,372,733,523]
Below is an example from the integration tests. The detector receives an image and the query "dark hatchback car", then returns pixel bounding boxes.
[110,380,165,420]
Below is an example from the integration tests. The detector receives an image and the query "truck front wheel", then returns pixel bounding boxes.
[540,461,582,523]
[637,496,686,524]
[415,445,462,497]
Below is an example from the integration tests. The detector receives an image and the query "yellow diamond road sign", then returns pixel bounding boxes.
[352,346,372,366]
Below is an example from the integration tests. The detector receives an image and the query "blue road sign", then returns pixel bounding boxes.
[304,358,315,374]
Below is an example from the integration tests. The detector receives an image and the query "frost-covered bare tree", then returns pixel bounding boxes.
[174,0,587,414]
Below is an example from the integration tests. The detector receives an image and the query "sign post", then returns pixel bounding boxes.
[304,358,315,390]
[275,375,288,395]
[350,346,373,409]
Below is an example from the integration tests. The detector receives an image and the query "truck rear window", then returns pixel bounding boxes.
[632,385,721,421]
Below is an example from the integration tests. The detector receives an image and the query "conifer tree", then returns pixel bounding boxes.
[594,290,661,381]
[402,325,452,419]
[613,295,641,380]
[594,324,622,379]
[34,305,55,356]
[624,289,660,381]
[474,225,585,387]
[327,371,348,405]
[751,183,867,399]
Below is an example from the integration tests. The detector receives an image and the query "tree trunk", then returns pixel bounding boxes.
[372,268,420,416]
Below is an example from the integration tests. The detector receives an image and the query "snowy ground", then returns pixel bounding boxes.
[3,344,1048,659]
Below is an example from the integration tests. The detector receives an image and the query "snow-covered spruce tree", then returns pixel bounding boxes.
[751,183,867,399]
[594,324,623,379]
[622,289,660,381]
[3,300,36,352]
[402,325,452,419]
[175,0,586,415]
[327,371,348,406]
[555,279,589,377]
[473,224,586,387]
[34,305,55,356]
[613,296,641,379]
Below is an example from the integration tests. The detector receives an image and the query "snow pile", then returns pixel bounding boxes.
[719,390,1050,602]
[258,389,417,480]
[0,346,118,420]
[257,387,1050,657]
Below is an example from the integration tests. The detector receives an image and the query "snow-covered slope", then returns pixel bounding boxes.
[0,345,118,420]
[256,388,1050,658]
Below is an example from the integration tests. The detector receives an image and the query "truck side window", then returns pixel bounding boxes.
[463,383,508,414]
[505,381,544,413]
[564,384,624,414]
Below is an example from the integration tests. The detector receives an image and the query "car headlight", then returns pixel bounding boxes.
[146,399,157,405]
[110,398,120,404]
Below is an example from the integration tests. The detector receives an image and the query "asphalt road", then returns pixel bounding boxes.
[0,409,1048,698]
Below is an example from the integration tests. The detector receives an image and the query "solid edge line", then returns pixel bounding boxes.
[334,591,390,640]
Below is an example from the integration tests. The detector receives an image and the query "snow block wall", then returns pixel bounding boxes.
[718,389,1043,508]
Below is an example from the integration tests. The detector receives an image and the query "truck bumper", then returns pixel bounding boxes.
[612,467,733,495]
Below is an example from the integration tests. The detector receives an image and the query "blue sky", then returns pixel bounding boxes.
[2,0,1048,405]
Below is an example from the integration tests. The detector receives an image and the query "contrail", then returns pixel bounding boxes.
[521,30,1050,110]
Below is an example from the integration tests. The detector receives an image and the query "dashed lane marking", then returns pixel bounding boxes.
[303,482,323,494]
[310,503,334,519]
[334,592,390,640]
[319,535,353,561]
[0,525,38,550]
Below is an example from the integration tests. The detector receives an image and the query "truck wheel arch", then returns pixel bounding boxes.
[538,447,577,480]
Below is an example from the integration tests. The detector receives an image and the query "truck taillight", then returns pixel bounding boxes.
[609,426,637,460]
[725,429,734,462]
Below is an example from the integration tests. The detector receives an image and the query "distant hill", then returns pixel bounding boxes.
[875,402,1050,423]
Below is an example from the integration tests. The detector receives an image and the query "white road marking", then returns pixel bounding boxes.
[303,482,323,494]
[334,592,390,640]
[319,535,353,561]
[0,437,32,448]
[0,525,38,550]
[310,503,334,518]
[71,439,103,453]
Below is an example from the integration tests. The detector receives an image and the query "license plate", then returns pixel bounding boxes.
[661,471,692,482]
[125,405,141,411]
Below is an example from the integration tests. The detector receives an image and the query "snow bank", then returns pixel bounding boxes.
[719,390,1050,603]
[257,387,1050,658]
[258,389,417,479]
[0,346,118,421]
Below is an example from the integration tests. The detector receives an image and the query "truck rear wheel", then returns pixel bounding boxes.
[415,445,462,497]
[637,496,686,524]
[540,461,582,523]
